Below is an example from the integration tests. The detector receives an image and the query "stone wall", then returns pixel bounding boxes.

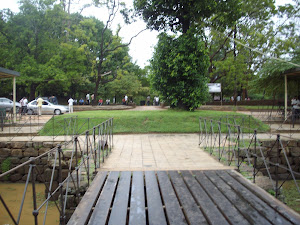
[0,141,82,184]
[0,141,59,182]
[239,140,300,179]
[0,140,88,222]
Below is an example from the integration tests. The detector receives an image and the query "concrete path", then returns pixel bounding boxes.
[99,134,231,171]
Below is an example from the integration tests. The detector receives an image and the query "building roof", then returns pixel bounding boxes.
[283,67,300,76]
[0,67,20,78]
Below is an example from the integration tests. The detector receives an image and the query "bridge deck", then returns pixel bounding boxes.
[68,170,300,225]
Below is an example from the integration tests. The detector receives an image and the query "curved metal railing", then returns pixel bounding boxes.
[0,117,113,225]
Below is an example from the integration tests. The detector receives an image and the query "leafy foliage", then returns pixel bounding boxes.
[252,48,300,97]
[0,0,150,103]
[151,30,209,110]
[134,0,242,33]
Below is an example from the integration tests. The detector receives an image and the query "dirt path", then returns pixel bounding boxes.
[128,106,167,111]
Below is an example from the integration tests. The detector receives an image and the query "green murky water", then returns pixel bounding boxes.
[0,183,59,225]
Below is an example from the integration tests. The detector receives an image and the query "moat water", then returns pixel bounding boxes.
[0,183,59,225]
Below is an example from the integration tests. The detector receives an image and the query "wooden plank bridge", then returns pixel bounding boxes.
[68,170,300,225]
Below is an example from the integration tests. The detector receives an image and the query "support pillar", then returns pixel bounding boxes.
[13,76,16,123]
[285,74,288,120]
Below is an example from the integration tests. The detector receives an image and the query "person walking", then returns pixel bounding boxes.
[19,97,24,115]
[147,95,150,106]
[86,93,90,105]
[23,97,28,114]
[91,94,94,105]
[36,96,43,116]
[68,97,74,113]
[125,94,128,105]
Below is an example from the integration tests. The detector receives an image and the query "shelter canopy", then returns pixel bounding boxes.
[283,67,300,119]
[0,67,20,78]
[0,67,20,123]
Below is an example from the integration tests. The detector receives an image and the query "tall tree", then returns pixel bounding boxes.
[87,0,145,104]
[134,0,242,33]
[134,0,242,109]
[206,0,299,99]
[151,30,209,110]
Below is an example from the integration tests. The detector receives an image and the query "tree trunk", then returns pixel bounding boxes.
[233,25,237,106]
[30,83,37,100]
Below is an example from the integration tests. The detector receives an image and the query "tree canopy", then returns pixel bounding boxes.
[140,0,299,106]
[0,0,150,103]
[134,0,242,33]
[151,30,209,110]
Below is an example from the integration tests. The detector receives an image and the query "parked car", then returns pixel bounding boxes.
[27,100,68,115]
[35,96,50,102]
[0,97,21,111]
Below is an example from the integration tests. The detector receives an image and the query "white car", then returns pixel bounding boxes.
[27,100,68,115]
[0,97,21,111]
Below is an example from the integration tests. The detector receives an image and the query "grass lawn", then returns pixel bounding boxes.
[39,109,269,135]
[281,180,300,214]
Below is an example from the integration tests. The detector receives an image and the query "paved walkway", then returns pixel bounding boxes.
[99,134,231,171]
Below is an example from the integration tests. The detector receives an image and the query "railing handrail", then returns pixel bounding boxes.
[0,117,114,225]
[199,116,300,199]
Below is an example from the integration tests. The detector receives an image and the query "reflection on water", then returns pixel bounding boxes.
[0,183,59,225]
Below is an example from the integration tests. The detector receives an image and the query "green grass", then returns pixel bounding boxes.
[39,109,269,135]
[281,180,300,214]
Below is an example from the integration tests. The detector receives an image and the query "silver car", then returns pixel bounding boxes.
[0,97,21,111]
[27,100,68,115]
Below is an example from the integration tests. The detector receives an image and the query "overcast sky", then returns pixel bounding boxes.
[0,0,295,68]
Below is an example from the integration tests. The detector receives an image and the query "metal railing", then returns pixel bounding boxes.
[199,117,300,198]
[0,115,110,142]
[0,108,23,131]
[0,117,113,225]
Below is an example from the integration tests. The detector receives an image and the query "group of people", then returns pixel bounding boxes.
[291,96,300,117]
[85,93,95,105]
[19,97,28,114]
[122,95,128,105]
[146,95,159,106]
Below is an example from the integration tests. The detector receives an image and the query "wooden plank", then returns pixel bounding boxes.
[168,171,208,225]
[108,171,131,225]
[193,171,250,225]
[157,171,188,225]
[180,171,229,225]
[89,171,119,225]
[145,171,167,225]
[129,171,146,225]
[67,171,108,225]
[217,170,292,225]
[227,170,300,224]
[204,170,272,225]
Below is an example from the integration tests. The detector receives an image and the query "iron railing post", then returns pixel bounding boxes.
[101,124,104,163]
[210,120,213,155]
[52,115,55,142]
[74,136,80,205]
[30,158,39,225]
[199,118,201,146]
[98,125,101,167]
[237,126,240,172]
[112,118,114,148]
[218,122,221,161]
[93,126,97,171]
[105,121,108,157]
[228,125,231,166]
[275,134,280,198]
[253,130,257,183]
[58,145,65,225]
[110,118,113,150]
[86,131,90,187]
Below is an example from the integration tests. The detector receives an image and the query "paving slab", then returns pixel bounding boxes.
[98,134,231,171]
